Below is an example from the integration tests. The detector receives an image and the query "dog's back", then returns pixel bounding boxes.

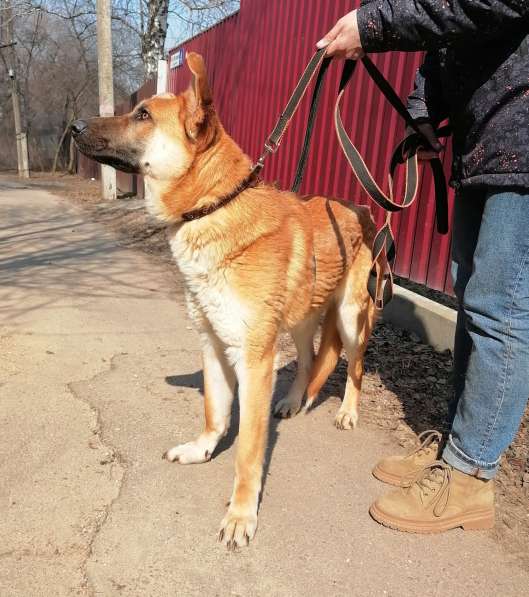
[302,195,376,311]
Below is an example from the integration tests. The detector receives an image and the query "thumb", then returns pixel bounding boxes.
[417,122,442,152]
[317,20,342,49]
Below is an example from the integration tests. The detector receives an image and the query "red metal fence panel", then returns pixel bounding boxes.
[165,0,455,293]
[78,0,455,293]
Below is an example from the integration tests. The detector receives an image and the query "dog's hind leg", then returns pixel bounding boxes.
[334,297,375,430]
[273,314,319,419]
[163,334,235,464]
[303,305,343,413]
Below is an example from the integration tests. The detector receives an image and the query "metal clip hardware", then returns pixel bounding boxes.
[252,153,267,174]
[251,141,279,173]
[264,140,280,154]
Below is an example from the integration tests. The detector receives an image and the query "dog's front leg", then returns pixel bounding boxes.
[164,336,235,463]
[218,349,275,549]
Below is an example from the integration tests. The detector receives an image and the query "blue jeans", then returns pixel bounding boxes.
[442,188,529,479]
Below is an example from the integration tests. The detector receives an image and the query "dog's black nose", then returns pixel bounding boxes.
[71,120,88,135]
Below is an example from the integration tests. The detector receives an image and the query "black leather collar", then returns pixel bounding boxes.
[181,170,261,222]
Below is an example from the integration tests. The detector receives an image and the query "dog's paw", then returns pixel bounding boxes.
[218,509,257,550]
[334,409,358,430]
[162,441,212,464]
[273,397,301,419]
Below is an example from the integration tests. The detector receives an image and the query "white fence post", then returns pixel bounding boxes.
[157,60,168,94]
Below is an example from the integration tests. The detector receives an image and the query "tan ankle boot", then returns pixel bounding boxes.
[372,430,442,486]
[369,461,495,533]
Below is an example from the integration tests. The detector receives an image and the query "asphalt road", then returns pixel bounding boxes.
[1,184,528,597]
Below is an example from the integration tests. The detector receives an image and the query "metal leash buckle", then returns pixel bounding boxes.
[252,153,267,174]
[252,140,280,173]
[264,140,280,154]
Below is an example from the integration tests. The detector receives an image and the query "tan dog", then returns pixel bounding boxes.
[72,53,377,549]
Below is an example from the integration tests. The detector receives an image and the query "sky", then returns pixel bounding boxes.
[165,1,240,51]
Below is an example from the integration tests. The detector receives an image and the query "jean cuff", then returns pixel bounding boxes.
[442,435,498,480]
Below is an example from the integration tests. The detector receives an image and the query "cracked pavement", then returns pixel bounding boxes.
[1,184,528,596]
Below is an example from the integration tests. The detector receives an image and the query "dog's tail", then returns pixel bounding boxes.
[303,306,342,413]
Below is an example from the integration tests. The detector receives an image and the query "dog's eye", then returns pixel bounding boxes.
[136,108,150,121]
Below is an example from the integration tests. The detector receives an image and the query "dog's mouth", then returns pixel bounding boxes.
[71,119,142,174]
[89,151,140,174]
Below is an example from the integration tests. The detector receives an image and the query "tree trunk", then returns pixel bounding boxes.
[67,135,76,174]
[142,0,169,78]
[51,118,73,174]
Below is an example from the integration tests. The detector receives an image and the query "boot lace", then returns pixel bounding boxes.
[405,460,452,517]
[406,429,442,459]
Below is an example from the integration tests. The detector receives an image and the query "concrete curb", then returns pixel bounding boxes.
[382,285,457,353]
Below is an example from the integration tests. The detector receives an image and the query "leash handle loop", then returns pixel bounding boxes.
[254,49,451,311]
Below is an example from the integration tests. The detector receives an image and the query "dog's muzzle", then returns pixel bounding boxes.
[71,120,88,136]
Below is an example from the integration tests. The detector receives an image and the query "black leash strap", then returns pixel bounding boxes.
[390,123,451,235]
[334,56,450,308]
[252,49,451,310]
[291,56,332,192]
[252,49,329,175]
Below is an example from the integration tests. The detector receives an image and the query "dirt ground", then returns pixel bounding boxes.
[9,172,529,573]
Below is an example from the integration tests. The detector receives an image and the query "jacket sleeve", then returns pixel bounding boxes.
[357,0,529,52]
[407,52,448,126]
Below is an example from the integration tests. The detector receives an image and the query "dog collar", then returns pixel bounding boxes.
[181,169,261,222]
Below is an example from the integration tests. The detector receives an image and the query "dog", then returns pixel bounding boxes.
[72,52,377,549]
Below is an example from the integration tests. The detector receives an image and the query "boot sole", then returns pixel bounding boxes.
[369,503,495,533]
[372,465,410,487]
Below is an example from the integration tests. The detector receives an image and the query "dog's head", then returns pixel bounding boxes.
[72,53,218,181]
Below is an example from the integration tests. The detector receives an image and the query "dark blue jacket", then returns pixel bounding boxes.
[357,0,529,189]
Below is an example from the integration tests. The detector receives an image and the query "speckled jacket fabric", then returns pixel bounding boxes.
[357,0,529,189]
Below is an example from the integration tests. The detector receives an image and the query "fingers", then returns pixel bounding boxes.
[421,131,443,153]
[418,150,440,161]
[325,37,345,57]
[316,19,343,49]
[416,121,443,152]
[323,36,364,59]
[317,11,362,59]
[346,48,365,60]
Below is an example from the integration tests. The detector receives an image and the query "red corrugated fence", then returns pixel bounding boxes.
[80,0,455,293]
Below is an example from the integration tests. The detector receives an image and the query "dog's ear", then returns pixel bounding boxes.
[185,52,216,142]
[186,52,212,107]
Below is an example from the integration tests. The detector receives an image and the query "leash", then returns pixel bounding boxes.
[252,48,450,310]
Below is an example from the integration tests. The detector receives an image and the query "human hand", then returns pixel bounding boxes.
[412,121,443,161]
[316,10,364,59]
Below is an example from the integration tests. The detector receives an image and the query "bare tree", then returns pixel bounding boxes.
[1,5,104,170]
[0,1,38,24]
[142,0,168,76]
[146,0,239,76]
[0,0,238,172]
[42,0,239,77]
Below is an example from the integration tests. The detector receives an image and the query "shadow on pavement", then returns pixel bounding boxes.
[0,199,179,323]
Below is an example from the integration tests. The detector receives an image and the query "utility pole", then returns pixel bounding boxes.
[156,59,168,94]
[3,0,29,179]
[96,0,116,199]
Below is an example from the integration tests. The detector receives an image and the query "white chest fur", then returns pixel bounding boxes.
[144,178,171,222]
[169,228,249,365]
